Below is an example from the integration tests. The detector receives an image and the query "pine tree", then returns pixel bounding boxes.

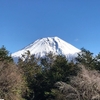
[76,48,96,69]
[18,51,41,100]
[0,46,13,63]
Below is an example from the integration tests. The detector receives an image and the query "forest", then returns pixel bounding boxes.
[0,46,100,100]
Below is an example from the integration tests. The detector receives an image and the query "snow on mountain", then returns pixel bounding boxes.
[12,37,81,62]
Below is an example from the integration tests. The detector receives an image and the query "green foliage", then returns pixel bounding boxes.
[50,55,79,82]
[0,46,26,100]
[2,46,100,100]
[48,89,66,100]
[18,51,41,100]
[0,46,13,62]
[17,51,79,100]
[94,53,100,71]
[75,48,100,71]
[76,48,96,69]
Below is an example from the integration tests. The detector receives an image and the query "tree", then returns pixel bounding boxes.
[0,46,13,62]
[18,51,41,100]
[33,54,79,100]
[0,62,26,100]
[70,65,100,100]
[76,48,96,69]
[18,52,79,100]
[54,65,100,100]
[94,52,100,71]
[54,81,80,100]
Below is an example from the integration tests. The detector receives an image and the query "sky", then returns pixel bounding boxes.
[0,0,100,55]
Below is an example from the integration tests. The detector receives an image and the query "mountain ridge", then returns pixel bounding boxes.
[12,37,81,62]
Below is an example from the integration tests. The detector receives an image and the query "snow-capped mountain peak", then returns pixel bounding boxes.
[12,37,80,62]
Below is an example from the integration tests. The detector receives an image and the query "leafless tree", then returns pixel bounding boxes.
[0,62,26,100]
[55,65,100,100]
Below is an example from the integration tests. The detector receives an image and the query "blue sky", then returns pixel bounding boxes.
[0,0,100,55]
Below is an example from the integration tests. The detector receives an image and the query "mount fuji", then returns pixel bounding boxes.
[12,37,81,62]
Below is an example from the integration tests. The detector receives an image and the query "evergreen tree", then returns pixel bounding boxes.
[33,54,79,100]
[18,51,41,100]
[18,52,79,100]
[94,52,100,71]
[76,48,96,69]
[0,46,13,62]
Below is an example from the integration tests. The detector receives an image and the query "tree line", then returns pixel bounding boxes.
[0,46,100,100]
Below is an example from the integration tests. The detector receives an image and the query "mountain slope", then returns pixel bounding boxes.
[12,37,80,62]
